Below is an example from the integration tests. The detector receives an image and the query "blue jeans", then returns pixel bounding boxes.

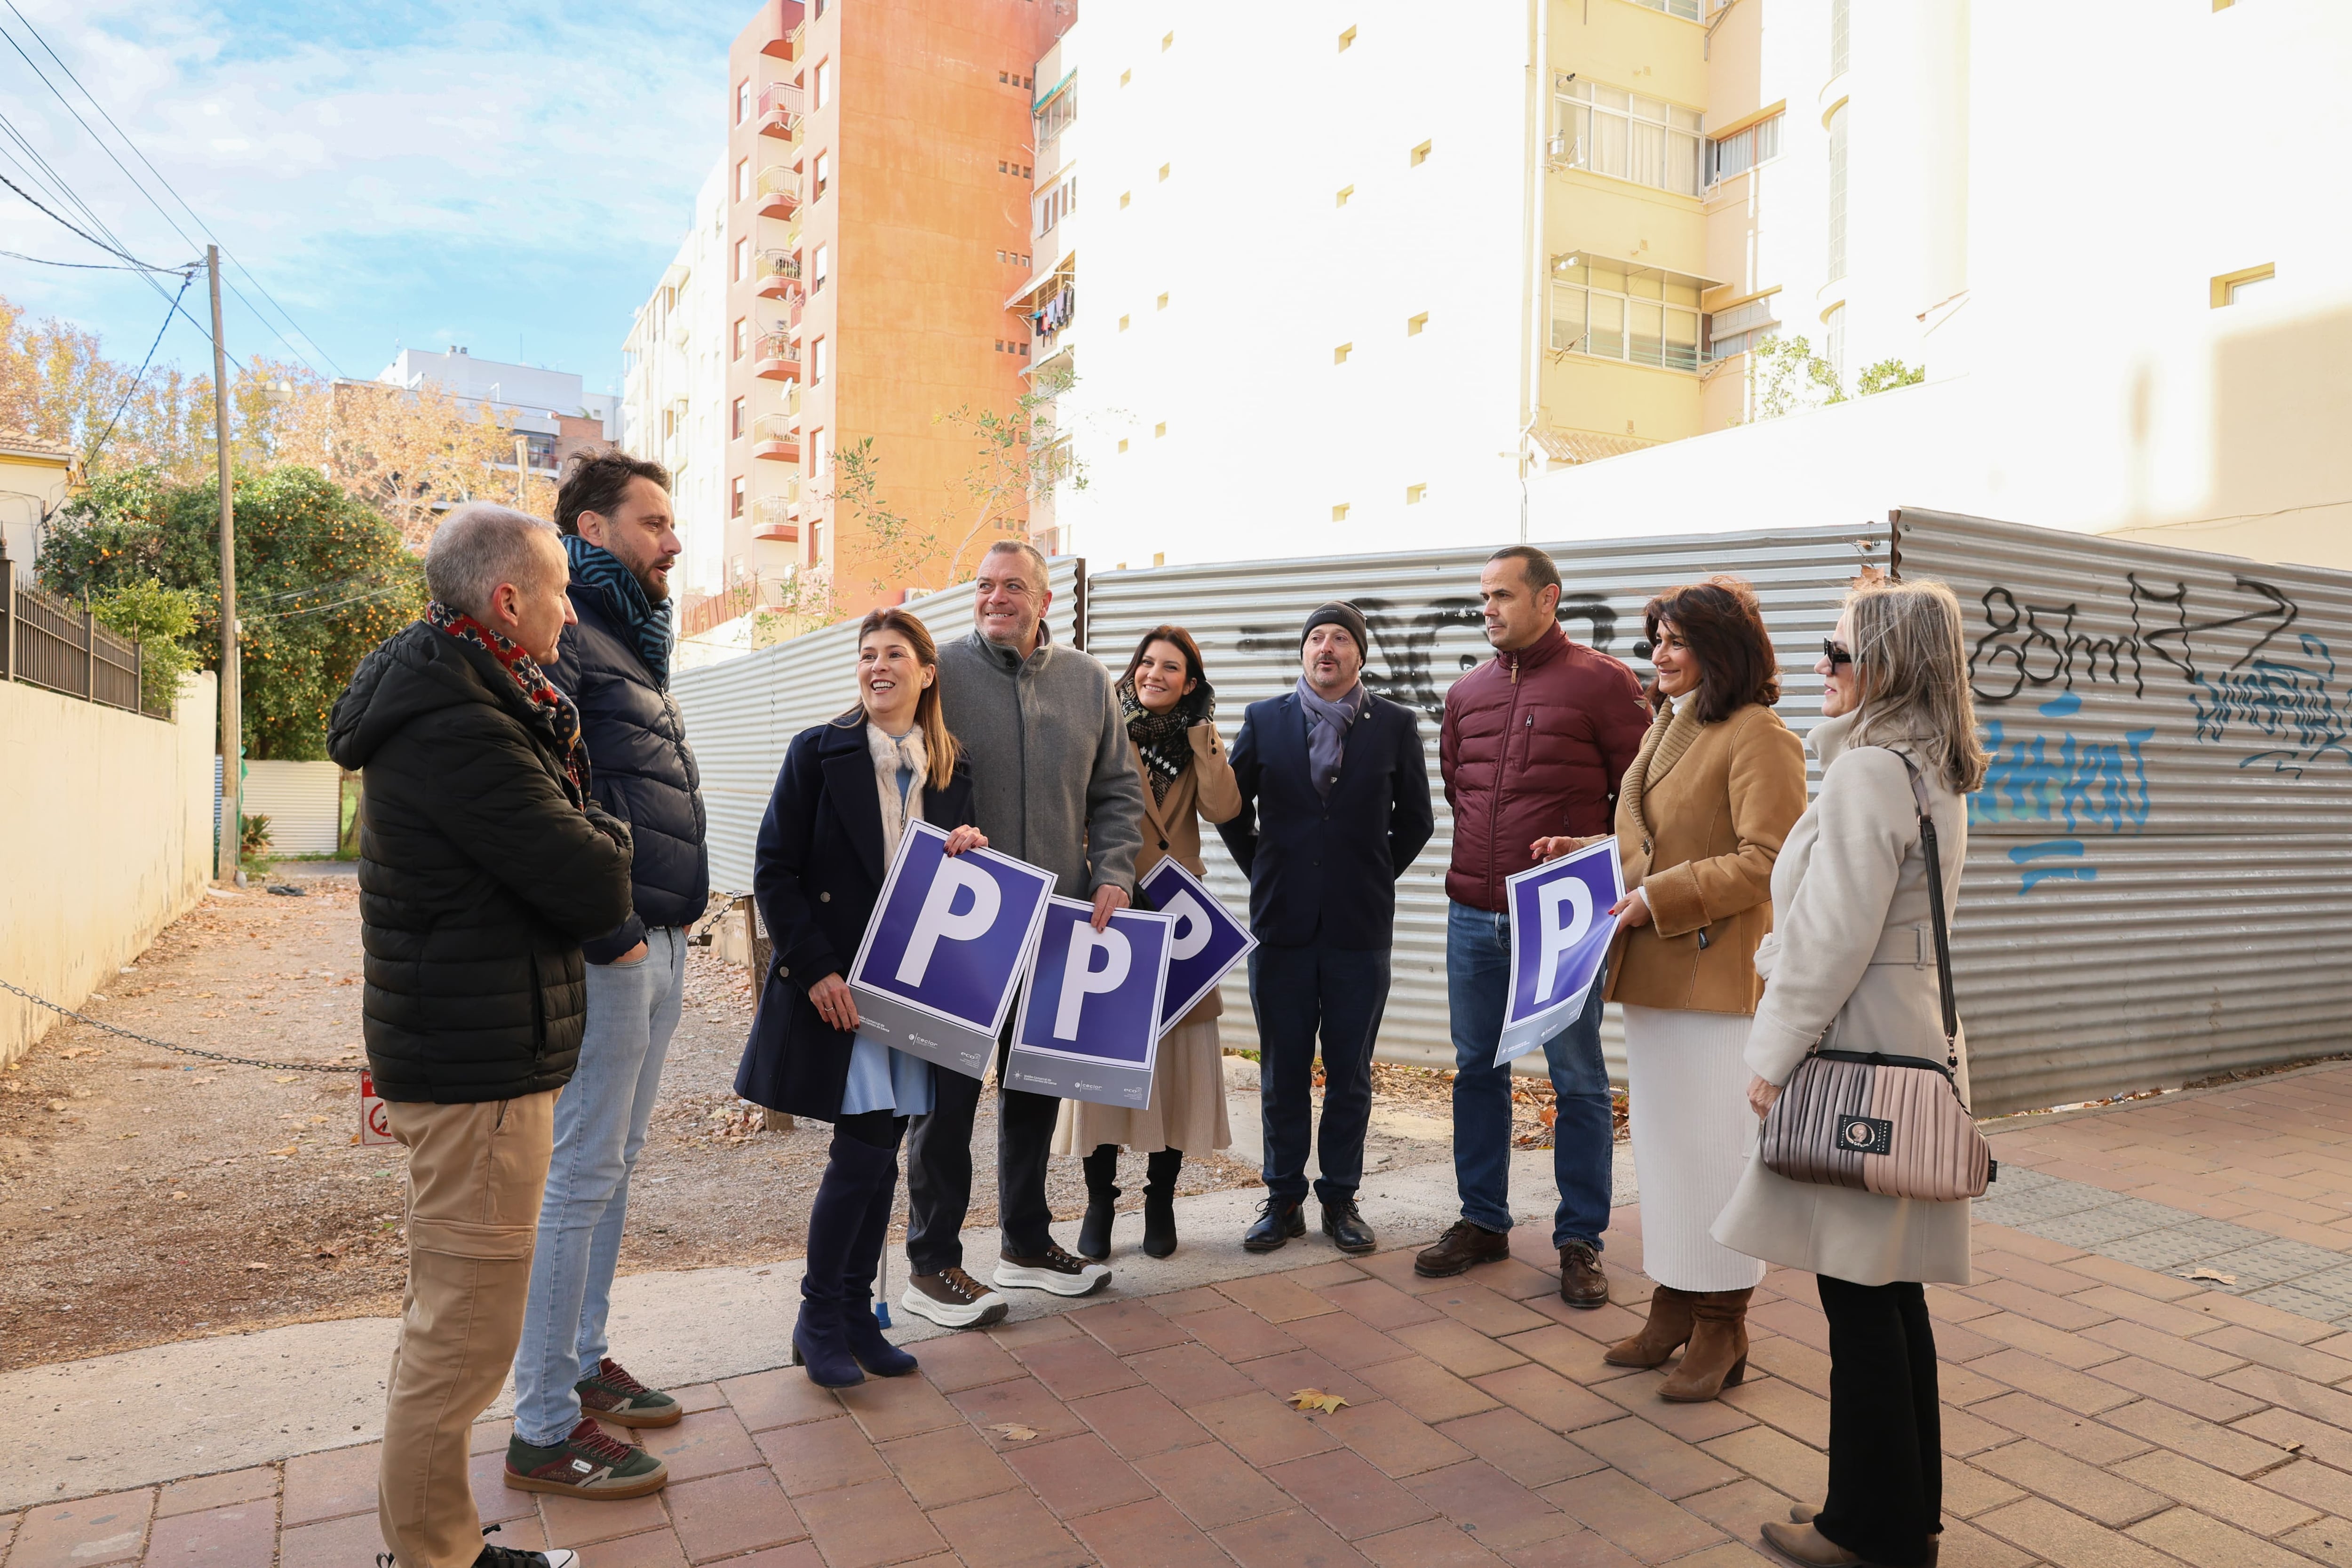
[1446,900,1612,1248]
[511,925,686,1447]
[1250,943,1390,1208]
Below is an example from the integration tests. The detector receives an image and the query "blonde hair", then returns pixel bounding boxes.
[836,609,961,791]
[1845,576,1989,795]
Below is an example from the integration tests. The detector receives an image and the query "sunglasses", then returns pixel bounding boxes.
[1822,639,1854,668]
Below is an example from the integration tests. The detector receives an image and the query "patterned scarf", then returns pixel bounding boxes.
[562,533,673,688]
[426,601,587,804]
[1295,677,1368,802]
[1120,676,1215,804]
[867,723,927,860]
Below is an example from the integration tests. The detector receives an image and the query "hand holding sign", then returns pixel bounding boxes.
[1497,838,1625,1067]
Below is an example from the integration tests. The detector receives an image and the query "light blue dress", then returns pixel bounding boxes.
[836,735,936,1117]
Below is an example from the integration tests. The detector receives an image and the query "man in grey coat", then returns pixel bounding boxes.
[899,540,1148,1328]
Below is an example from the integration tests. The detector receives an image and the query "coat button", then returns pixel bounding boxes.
[779,966,790,978]
[1158,839,1169,850]
[819,891,831,902]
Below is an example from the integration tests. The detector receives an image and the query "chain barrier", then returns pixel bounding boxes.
[0,976,357,1074]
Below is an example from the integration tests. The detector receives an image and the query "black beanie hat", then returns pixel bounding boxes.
[1300,600,1370,653]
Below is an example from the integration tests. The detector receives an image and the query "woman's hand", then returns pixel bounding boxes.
[808,973,860,1033]
[1529,835,1595,863]
[942,826,989,856]
[1609,888,1653,933]
[1746,1075,1782,1120]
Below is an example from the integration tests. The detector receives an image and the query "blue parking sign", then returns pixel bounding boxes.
[847,820,1057,1079]
[1137,858,1256,1037]
[1006,899,1176,1108]
[1497,838,1625,1067]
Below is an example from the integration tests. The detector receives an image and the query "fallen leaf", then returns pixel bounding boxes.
[59,1047,99,1060]
[170,1191,190,1201]
[272,1075,301,1084]
[1288,1388,1349,1414]
[266,1144,299,1158]
[987,1423,1041,1441]
[2187,1267,2238,1284]
[245,1262,270,1272]
[1539,1106,1558,1129]
[2286,1441,2305,1452]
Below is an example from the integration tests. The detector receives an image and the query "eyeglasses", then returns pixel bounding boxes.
[1822,639,1854,668]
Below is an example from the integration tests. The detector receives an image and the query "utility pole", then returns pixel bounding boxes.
[515,434,530,509]
[208,245,242,885]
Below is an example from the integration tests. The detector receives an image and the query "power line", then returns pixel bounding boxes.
[0,164,179,271]
[0,246,167,270]
[81,269,197,465]
[0,112,212,342]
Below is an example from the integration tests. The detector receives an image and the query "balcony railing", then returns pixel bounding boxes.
[754,332,801,381]
[751,413,800,460]
[758,83,804,140]
[756,249,802,300]
[755,166,800,219]
[751,478,803,540]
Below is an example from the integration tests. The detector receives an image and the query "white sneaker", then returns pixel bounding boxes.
[994,1243,1112,1297]
[900,1265,1010,1328]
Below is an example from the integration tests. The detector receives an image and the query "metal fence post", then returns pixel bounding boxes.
[0,535,12,685]
[81,590,95,700]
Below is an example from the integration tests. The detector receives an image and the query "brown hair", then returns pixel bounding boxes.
[1642,575,1780,724]
[1120,624,1206,696]
[555,446,671,536]
[1844,576,1990,795]
[838,608,961,790]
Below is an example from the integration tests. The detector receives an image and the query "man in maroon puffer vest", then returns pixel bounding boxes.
[1414,546,1650,1305]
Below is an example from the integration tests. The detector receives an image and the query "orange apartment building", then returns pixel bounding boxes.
[722,0,1064,615]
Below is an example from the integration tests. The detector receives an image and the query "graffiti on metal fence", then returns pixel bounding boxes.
[1232,595,1621,718]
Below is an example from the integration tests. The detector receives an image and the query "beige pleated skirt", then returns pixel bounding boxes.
[1051,1012,1232,1156]
[1623,1002,1769,1293]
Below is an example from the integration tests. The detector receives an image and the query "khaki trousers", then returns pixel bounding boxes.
[379,1092,556,1568]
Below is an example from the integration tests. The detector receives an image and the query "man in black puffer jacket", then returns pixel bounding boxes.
[328,503,643,1568]
[504,449,710,1491]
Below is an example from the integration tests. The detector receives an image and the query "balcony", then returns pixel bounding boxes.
[758,82,805,140]
[755,248,802,300]
[752,485,800,542]
[751,413,800,462]
[755,166,800,220]
[777,382,803,424]
[754,331,800,381]
[756,0,804,60]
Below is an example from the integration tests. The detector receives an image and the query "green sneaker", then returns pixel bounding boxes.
[504,1418,668,1498]
[574,1357,682,1428]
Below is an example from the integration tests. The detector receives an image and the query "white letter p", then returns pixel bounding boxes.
[1534,876,1595,1003]
[1054,922,1132,1040]
[895,857,1002,987]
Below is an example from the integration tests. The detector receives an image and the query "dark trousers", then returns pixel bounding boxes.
[904,1026,1058,1274]
[1250,942,1390,1208]
[1816,1274,1942,1568]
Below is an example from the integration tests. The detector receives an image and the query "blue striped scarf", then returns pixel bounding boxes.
[562,533,673,687]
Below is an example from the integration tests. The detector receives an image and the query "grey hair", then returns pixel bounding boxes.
[1845,576,1990,795]
[426,503,564,620]
[980,538,1051,592]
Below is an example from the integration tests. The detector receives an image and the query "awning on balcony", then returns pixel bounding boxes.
[1005,250,1075,313]
[1529,426,1661,466]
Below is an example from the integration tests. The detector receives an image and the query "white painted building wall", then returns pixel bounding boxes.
[620,156,732,600]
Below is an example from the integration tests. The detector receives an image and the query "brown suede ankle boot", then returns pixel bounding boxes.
[1659,1287,1752,1401]
[1603,1285,1695,1369]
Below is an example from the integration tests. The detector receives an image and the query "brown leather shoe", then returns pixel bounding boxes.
[1779,1508,1937,1565]
[1660,1287,1751,1401]
[1414,1219,1510,1277]
[1557,1241,1608,1308]
[1604,1284,1693,1366]
[1757,1520,1864,1566]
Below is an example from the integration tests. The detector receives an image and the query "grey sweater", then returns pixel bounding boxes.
[936,624,1146,899]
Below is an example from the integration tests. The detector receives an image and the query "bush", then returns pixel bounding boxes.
[239,812,275,876]
[88,577,202,713]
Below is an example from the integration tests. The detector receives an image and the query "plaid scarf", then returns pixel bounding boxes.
[563,533,673,687]
[426,601,587,804]
[1120,676,1214,804]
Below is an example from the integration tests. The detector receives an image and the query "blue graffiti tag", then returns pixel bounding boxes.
[2009,839,2097,895]
[2187,633,2352,776]
[1971,721,2157,840]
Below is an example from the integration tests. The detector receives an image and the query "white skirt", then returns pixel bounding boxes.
[1623,1003,1769,1293]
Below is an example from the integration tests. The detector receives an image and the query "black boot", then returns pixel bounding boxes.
[842,1125,918,1377]
[1077,1145,1120,1261]
[791,1131,879,1387]
[1142,1148,1182,1258]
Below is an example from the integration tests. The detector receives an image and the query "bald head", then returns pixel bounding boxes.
[427,503,574,661]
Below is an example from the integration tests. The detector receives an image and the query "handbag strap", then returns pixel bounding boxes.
[1898,755,1962,1071]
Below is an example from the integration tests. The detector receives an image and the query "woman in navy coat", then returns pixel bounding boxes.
[735,608,985,1385]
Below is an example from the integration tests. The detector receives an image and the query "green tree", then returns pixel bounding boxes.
[88,577,203,713]
[1854,358,1926,396]
[39,464,423,759]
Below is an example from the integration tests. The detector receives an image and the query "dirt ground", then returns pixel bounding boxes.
[0,870,1263,1373]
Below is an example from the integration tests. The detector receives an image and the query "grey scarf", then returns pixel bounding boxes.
[1295,677,1368,801]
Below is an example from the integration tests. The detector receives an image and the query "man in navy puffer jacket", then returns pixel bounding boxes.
[505,449,710,1499]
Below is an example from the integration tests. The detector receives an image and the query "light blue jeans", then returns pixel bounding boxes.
[511,925,686,1447]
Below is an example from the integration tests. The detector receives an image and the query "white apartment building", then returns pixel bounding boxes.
[620,157,732,600]
[376,348,620,477]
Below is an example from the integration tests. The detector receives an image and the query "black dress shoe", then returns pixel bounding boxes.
[1243,1195,1306,1253]
[1319,1198,1376,1255]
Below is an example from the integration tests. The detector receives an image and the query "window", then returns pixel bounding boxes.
[734,159,751,202]
[1556,81,1703,197]
[1830,0,1851,77]
[814,152,830,199]
[736,80,750,125]
[731,397,747,438]
[1411,140,1431,166]
[732,318,748,360]
[1336,185,1353,207]
[1335,342,1352,364]
[1118,438,1129,452]
[732,237,748,281]
[2212,263,2275,306]
[1035,176,1077,236]
[1826,103,1849,282]
[815,61,831,109]
[1627,0,1701,16]
[812,427,830,475]
[1550,259,1704,371]
[1035,82,1077,143]
[1706,113,1781,185]
[1154,421,1167,438]
[731,476,745,518]
[812,244,829,294]
[1332,503,1351,520]
[1406,312,1427,335]
[1338,27,1356,51]
[810,336,829,384]
[1405,484,1426,505]
[1702,294,1780,360]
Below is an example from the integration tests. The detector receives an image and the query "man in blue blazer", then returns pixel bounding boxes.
[1218,602,1434,1255]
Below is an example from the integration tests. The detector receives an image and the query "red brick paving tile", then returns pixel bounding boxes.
[1938,1403,2014,1458]
[467,1449,536,1525]
[1968,1391,2152,1463]
[1359,1354,1504,1424]
[925,1487,1090,1568]
[1478,1258,1567,1304]
[472,1417,515,1454]
[636,1406,761,1481]
[1567,1416,1740,1502]
[571,1528,687,1568]
[1391,1459,1573,1552]
[2237,1406,2352,1475]
[1394,1317,1532,1378]
[1068,1297,1197,1355]
[1521,1294,1650,1348]
[1434,1409,1603,1488]
[1507,1225,1578,1273]
[1974,1250,2107,1298]
[1744,1297,1830,1356]
[912,1330,1025,1393]
[1192,1388,1346,1465]
[948,1375,1093,1449]
[275,1513,381,1568]
[138,1502,273,1568]
[1968,1348,2133,1414]
[1135,1441,1294,1530]
[2056,1252,2210,1301]
[2082,1319,2246,1377]
[152,1472,276,1522]
[1218,1272,1343,1321]
[1068,1382,1212,1458]
[1745,1338,1834,1399]
[789,1476,945,1568]
[1356,1517,1508,1568]
[2067,1285,2232,1340]
[755,1414,890,1497]
[2256,1453,2352,1520]
[2114,1449,2320,1535]
[690,1544,820,1568]
[1470,1362,1625,1435]
[1317,1398,1476,1478]
[2102,1396,2289,1477]
[2203,1324,2352,1386]
[2184,1289,2341,1345]
[875,1421,1020,1508]
[1492,1526,1642,1567]
[1289,1310,1417,1369]
[1940,1460,2028,1521]
[1065,1496,1231,1568]
[1124,1341,1261,1408]
[281,1443,378,1526]
[2128,1504,2311,1568]
[1322,1277,1448,1329]
[1269,1447,1441,1538]
[720,1368,843,1433]
[1695,1426,1825,1503]
[0,1514,18,1562]
[1245,1347,1379,1406]
[1672,1476,1798,1541]
[1184,1304,1306,1362]
[1426,1283,1555,1339]
[1212,1505,1373,1568]
[2095,1354,2269,1423]
[1716,1379,1830,1449]
[1009,1333,1143,1401]
[989,1313,1082,1347]
[1145,1285,1234,1318]
[1353,1249,1462,1296]
[825,1368,969,1443]
[1921,1516,2035,1568]
[1000,1431,1156,1518]
[1973,1439,2169,1527]
[540,1490,672,1548]
[665,1468,808,1563]
[1536,1469,1726,1563]
[1588,1370,1756,1443]
[2223,1363,2352,1431]
[1290,1260,1373,1290]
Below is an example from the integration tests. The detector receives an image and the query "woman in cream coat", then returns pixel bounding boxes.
[1714,577,1988,1568]
[1055,624,1240,1261]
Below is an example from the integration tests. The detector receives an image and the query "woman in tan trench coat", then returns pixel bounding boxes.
[1714,577,1988,1568]
[1547,577,1806,1403]
[1054,624,1239,1261]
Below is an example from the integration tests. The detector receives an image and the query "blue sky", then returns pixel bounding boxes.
[0,0,738,400]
